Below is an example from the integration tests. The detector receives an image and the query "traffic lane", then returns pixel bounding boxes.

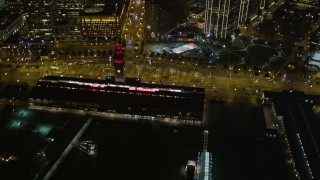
[2,58,319,99]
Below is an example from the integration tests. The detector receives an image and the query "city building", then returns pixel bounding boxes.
[24,0,129,39]
[156,0,187,20]
[52,0,84,40]
[30,75,205,124]
[23,0,85,38]
[293,0,320,8]
[7,0,23,15]
[307,50,320,69]
[203,0,213,37]
[238,0,270,24]
[185,160,196,180]
[56,0,84,19]
[52,22,81,40]
[24,0,55,37]
[80,0,129,40]
[204,0,271,39]
[0,14,26,41]
[145,0,187,37]
[262,91,320,180]
[16,0,80,39]
[187,2,205,29]
[196,130,213,180]
[204,0,242,39]
[145,0,160,37]
[278,0,319,25]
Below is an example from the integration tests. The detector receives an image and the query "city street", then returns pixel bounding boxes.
[122,0,145,59]
[1,53,319,104]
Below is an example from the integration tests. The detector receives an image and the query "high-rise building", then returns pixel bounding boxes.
[145,0,186,36]
[80,0,128,40]
[7,0,23,15]
[56,0,84,19]
[204,0,213,37]
[145,0,159,36]
[52,0,85,39]
[239,0,267,24]
[24,0,55,37]
[23,0,85,38]
[205,0,242,39]
[205,0,268,39]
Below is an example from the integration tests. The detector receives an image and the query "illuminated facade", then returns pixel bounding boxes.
[53,0,84,39]
[238,0,249,25]
[81,15,121,38]
[53,0,84,38]
[80,0,128,39]
[55,0,84,19]
[205,0,267,39]
[52,23,81,39]
[25,0,51,36]
[23,0,85,38]
[23,0,131,39]
[215,0,241,39]
[52,0,85,40]
[24,0,56,37]
[204,0,214,37]
[205,0,241,39]
[239,0,269,24]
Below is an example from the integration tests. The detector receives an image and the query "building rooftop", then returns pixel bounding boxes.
[263,90,320,180]
[0,14,21,30]
[30,76,205,120]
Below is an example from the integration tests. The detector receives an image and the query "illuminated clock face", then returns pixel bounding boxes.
[117,70,121,73]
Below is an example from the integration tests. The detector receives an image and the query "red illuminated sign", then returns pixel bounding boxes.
[129,87,159,92]
[90,84,106,88]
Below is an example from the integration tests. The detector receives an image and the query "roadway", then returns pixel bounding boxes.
[1,54,319,105]
[122,0,145,60]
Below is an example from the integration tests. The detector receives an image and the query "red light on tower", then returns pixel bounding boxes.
[113,42,126,83]
[115,43,121,50]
